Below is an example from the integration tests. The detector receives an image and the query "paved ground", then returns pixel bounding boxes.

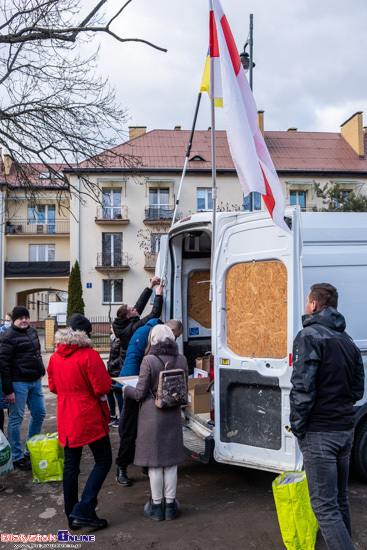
[1,341,367,550]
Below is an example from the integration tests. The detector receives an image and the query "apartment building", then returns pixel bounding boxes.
[1,111,366,320]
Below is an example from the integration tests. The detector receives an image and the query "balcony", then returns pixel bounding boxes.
[4,261,70,278]
[144,252,158,270]
[5,220,69,236]
[144,205,174,224]
[95,206,129,224]
[95,252,131,271]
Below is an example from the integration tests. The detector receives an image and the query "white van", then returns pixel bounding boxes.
[158,207,367,479]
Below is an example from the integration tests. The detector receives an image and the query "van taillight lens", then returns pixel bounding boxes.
[210,354,214,381]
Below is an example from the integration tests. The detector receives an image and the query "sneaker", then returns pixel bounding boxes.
[165,499,180,520]
[141,466,149,477]
[108,416,117,427]
[13,458,32,470]
[116,467,131,486]
[0,485,5,492]
[111,419,120,428]
[143,499,164,521]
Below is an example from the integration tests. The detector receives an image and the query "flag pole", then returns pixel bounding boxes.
[160,92,203,283]
[171,92,202,227]
[209,63,217,302]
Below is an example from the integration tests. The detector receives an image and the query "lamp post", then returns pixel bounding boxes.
[240,14,256,211]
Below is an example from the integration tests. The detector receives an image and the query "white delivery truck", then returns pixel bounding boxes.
[157,206,367,480]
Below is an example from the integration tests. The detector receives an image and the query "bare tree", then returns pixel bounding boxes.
[0,0,166,204]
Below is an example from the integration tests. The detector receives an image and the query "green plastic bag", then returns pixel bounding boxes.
[26,433,64,483]
[0,429,13,477]
[272,471,319,550]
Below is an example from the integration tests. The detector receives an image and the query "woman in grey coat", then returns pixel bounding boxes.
[124,324,188,521]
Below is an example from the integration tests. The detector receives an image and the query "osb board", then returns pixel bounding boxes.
[188,270,211,329]
[226,261,287,358]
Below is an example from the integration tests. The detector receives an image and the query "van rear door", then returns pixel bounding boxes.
[212,208,303,473]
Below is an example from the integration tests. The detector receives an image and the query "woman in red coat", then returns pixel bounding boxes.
[47,314,112,531]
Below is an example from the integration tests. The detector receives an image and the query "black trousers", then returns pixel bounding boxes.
[115,398,140,468]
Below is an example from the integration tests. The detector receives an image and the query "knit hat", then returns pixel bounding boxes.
[68,314,92,336]
[12,306,30,321]
[150,324,175,346]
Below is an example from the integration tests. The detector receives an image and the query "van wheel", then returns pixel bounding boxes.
[352,419,367,482]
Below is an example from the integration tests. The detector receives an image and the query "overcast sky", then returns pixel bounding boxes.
[97,0,367,137]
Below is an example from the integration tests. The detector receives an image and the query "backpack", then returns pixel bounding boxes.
[152,355,187,409]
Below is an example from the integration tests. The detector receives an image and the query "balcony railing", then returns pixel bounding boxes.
[144,251,158,269]
[5,261,70,278]
[144,205,174,222]
[95,205,129,223]
[95,252,131,270]
[5,220,69,235]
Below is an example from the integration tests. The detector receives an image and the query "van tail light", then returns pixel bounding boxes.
[210,354,215,421]
[210,354,214,381]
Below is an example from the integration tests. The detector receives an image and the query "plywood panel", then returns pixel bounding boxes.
[188,270,211,329]
[226,261,287,358]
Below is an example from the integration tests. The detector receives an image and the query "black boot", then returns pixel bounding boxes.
[116,467,131,486]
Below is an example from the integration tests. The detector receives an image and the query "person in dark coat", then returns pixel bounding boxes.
[106,328,123,428]
[290,283,364,550]
[0,306,46,470]
[114,276,163,486]
[47,314,112,531]
[124,324,188,521]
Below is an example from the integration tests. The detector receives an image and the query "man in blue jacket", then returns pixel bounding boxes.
[290,283,364,550]
[116,319,183,486]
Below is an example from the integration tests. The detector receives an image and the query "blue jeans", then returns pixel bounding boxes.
[64,435,112,521]
[106,389,123,418]
[298,430,355,550]
[8,379,46,462]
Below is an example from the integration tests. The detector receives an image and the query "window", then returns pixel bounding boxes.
[197,188,213,211]
[149,188,169,208]
[150,234,161,253]
[28,204,56,233]
[102,233,122,266]
[29,244,55,262]
[290,190,306,210]
[243,192,262,211]
[103,280,123,304]
[334,190,351,210]
[102,189,122,219]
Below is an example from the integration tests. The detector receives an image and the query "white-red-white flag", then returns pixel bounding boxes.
[210,0,288,232]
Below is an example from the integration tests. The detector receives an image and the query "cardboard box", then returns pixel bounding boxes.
[195,353,211,373]
[187,379,211,414]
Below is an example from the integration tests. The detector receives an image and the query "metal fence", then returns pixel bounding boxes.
[89,316,111,350]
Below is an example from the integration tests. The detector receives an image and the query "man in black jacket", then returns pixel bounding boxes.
[0,306,46,469]
[113,276,163,485]
[290,283,364,550]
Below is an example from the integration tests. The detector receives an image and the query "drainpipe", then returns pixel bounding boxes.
[0,185,5,316]
[78,176,81,266]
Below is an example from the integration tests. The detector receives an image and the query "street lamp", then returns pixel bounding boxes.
[240,14,256,211]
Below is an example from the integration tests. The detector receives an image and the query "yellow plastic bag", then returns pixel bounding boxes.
[26,433,64,483]
[272,471,318,550]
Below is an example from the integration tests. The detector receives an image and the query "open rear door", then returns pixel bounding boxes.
[212,209,304,473]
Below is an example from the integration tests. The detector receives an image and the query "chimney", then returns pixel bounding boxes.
[340,112,364,156]
[174,125,181,131]
[129,126,147,141]
[257,111,264,136]
[3,154,12,175]
[287,127,298,132]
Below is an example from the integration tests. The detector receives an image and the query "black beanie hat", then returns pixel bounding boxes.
[68,313,92,336]
[12,306,30,321]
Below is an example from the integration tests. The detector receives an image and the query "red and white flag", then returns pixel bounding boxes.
[209,0,288,232]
